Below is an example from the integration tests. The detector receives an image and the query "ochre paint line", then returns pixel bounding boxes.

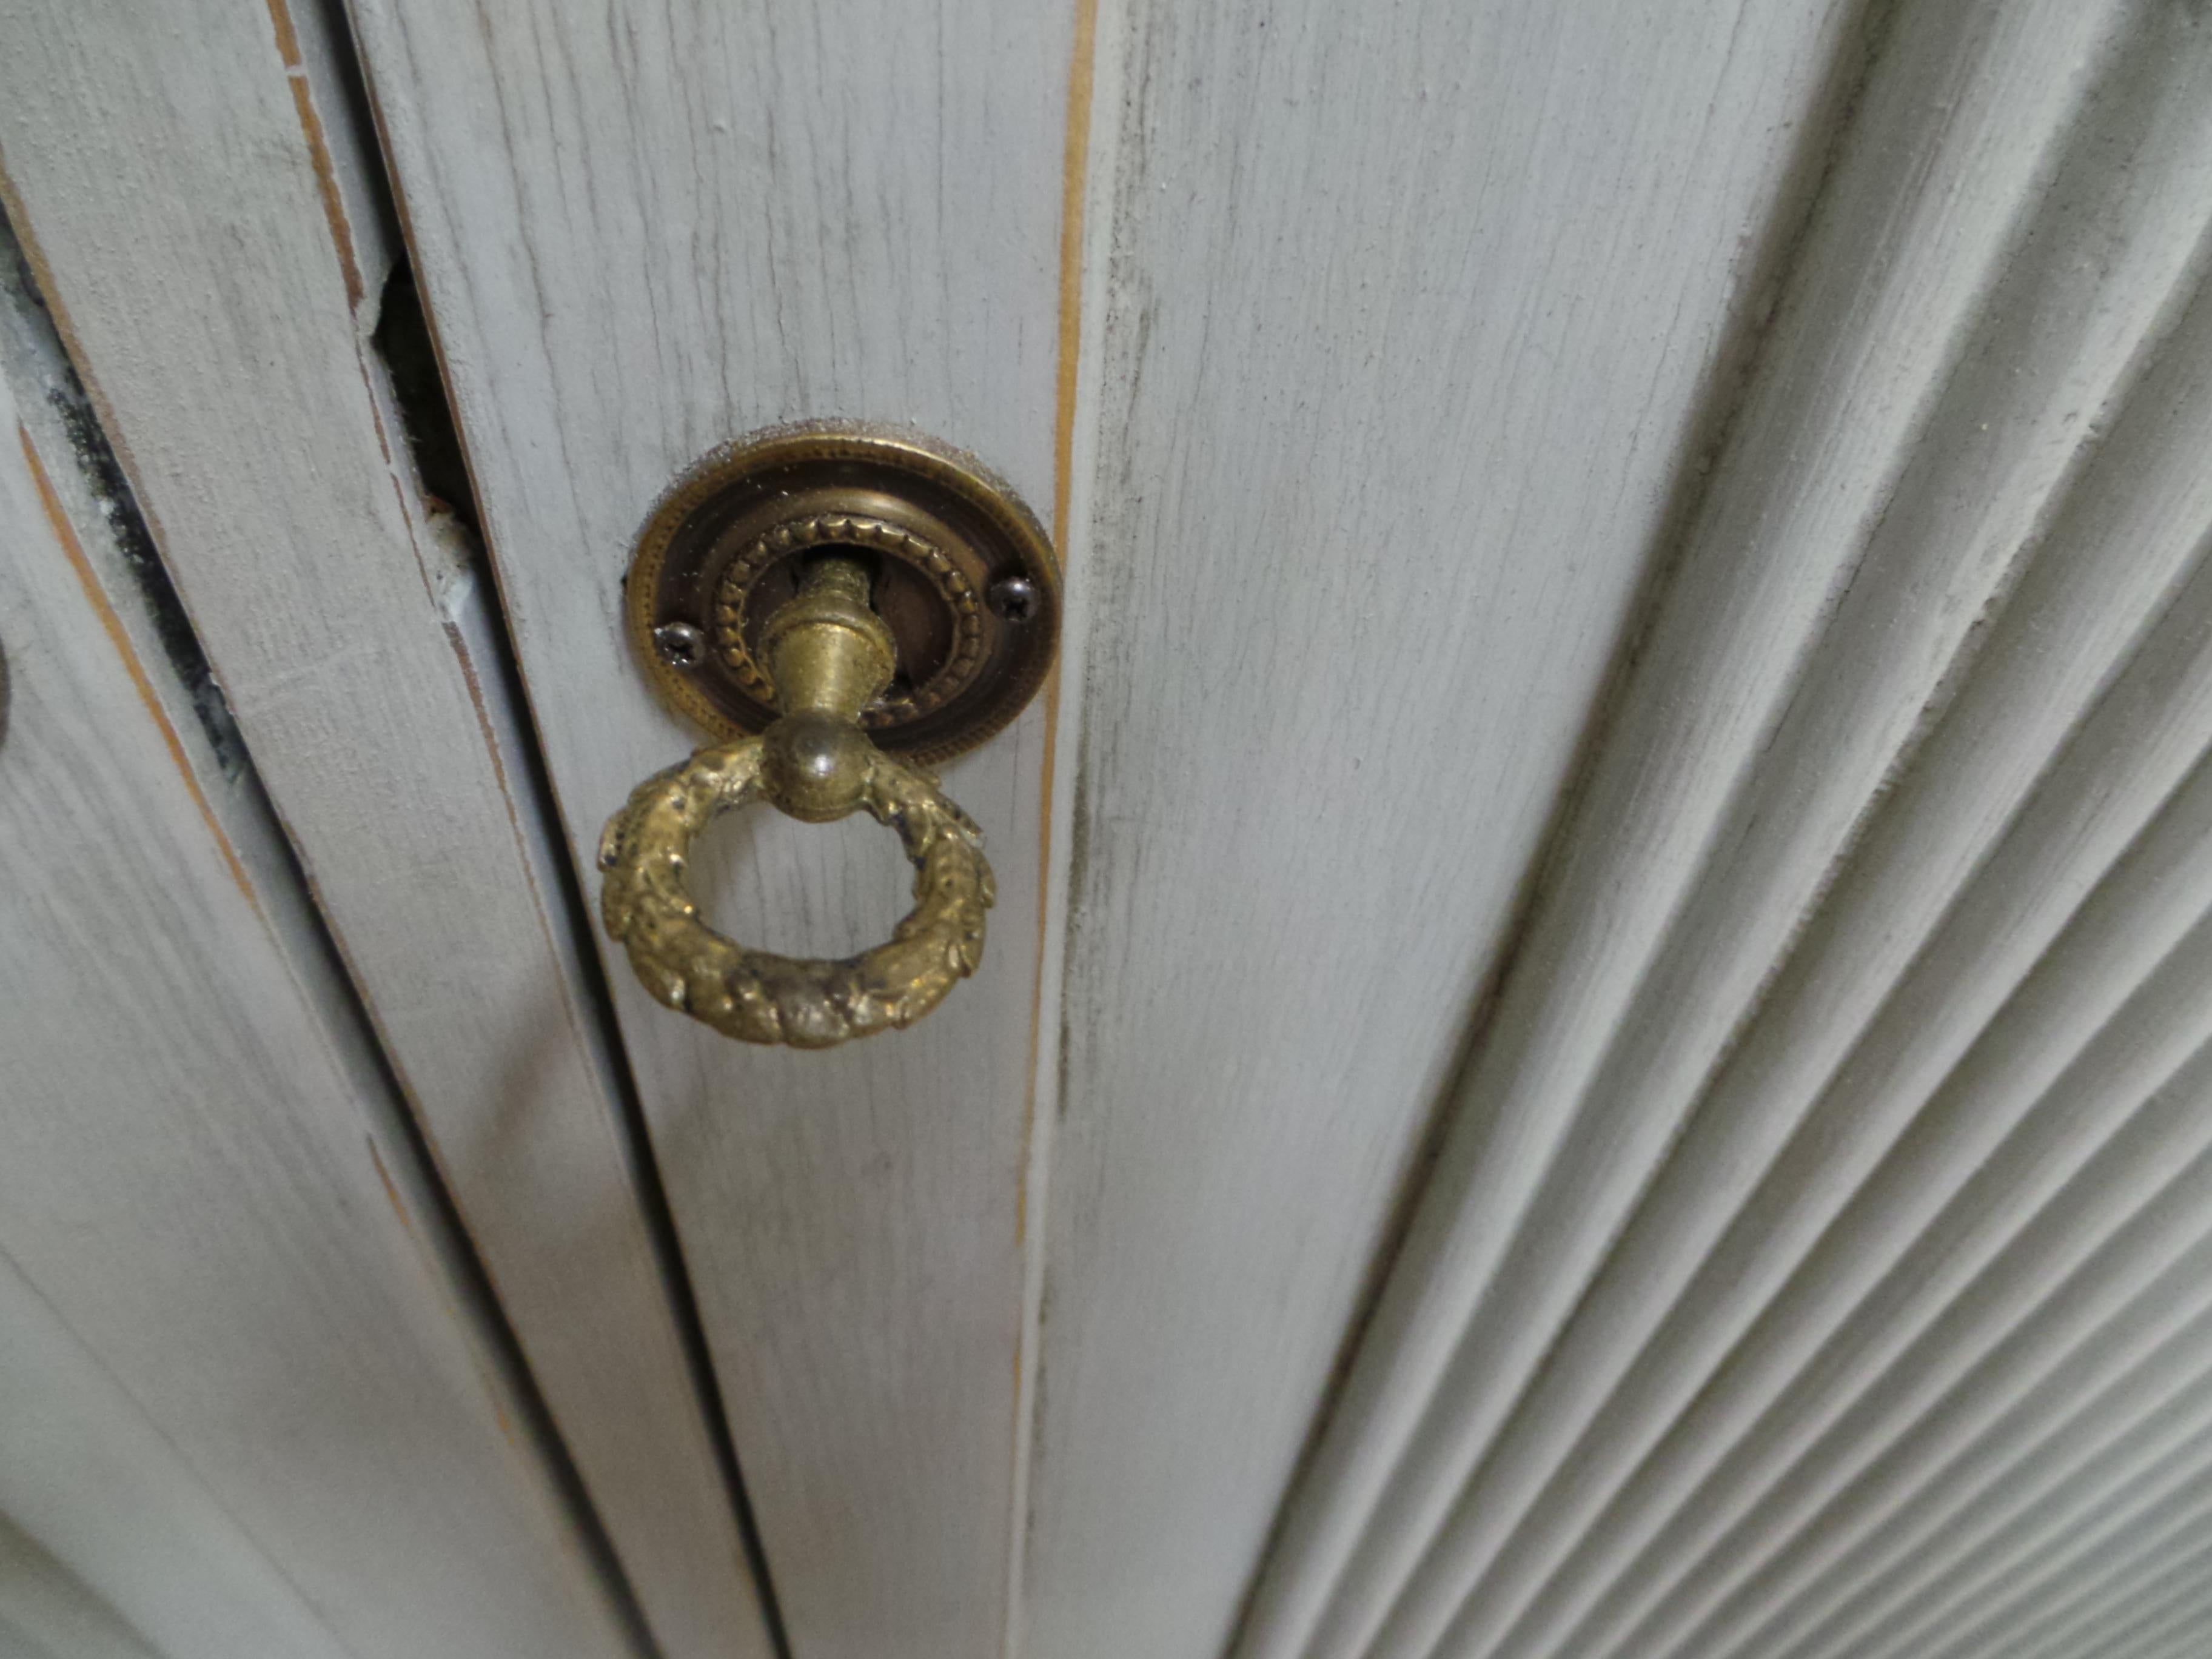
[22,423,259,906]
[1051,0,1099,562]
[1005,1,1101,1649]
[264,0,366,310]
[1019,0,1099,1255]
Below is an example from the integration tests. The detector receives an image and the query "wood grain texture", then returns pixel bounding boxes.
[1022,4,1864,1656]
[1226,4,2212,1659]
[340,4,1073,1654]
[0,242,634,1659]
[0,5,765,1656]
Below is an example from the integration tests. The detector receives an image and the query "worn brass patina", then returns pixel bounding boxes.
[624,421,1059,763]
[600,425,1057,1048]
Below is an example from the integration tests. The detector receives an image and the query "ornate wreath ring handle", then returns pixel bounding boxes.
[597,556,995,1048]
[597,735,991,1048]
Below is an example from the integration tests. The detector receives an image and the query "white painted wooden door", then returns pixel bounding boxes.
[10,2,2212,1659]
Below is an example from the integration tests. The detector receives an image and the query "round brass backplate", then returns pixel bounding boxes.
[626,422,1060,763]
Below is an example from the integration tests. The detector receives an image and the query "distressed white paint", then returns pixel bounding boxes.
[1025,4,1868,1657]
[341,3,1073,1654]
[33,4,2212,1659]
[0,242,632,1659]
[0,4,765,1655]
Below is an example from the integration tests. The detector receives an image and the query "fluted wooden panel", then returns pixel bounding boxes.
[1236,5,2212,1659]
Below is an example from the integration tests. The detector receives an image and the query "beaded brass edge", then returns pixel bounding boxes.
[709,512,986,726]
[625,421,1060,765]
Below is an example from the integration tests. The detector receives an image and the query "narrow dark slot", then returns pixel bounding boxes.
[370,261,480,532]
[1,209,247,779]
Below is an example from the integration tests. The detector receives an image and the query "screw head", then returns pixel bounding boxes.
[653,621,707,670]
[987,575,1039,623]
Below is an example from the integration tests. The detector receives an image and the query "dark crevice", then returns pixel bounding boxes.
[0,207,249,779]
[370,259,481,534]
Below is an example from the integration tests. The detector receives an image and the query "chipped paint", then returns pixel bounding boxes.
[261,0,364,312]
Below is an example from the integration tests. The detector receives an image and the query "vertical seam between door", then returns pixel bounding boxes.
[1006,1,1101,1653]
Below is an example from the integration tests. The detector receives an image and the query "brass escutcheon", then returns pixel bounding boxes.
[625,421,1059,764]
[600,423,1059,1049]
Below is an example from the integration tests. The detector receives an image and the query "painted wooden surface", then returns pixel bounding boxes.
[1024,4,1868,1656]
[58,4,2212,1659]
[0,4,766,1655]
[342,2,1074,1655]
[1232,6,2212,1659]
[0,227,634,1659]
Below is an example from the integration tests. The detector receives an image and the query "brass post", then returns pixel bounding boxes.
[757,556,897,822]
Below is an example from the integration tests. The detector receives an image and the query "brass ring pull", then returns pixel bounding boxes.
[598,555,995,1048]
[597,735,992,1048]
